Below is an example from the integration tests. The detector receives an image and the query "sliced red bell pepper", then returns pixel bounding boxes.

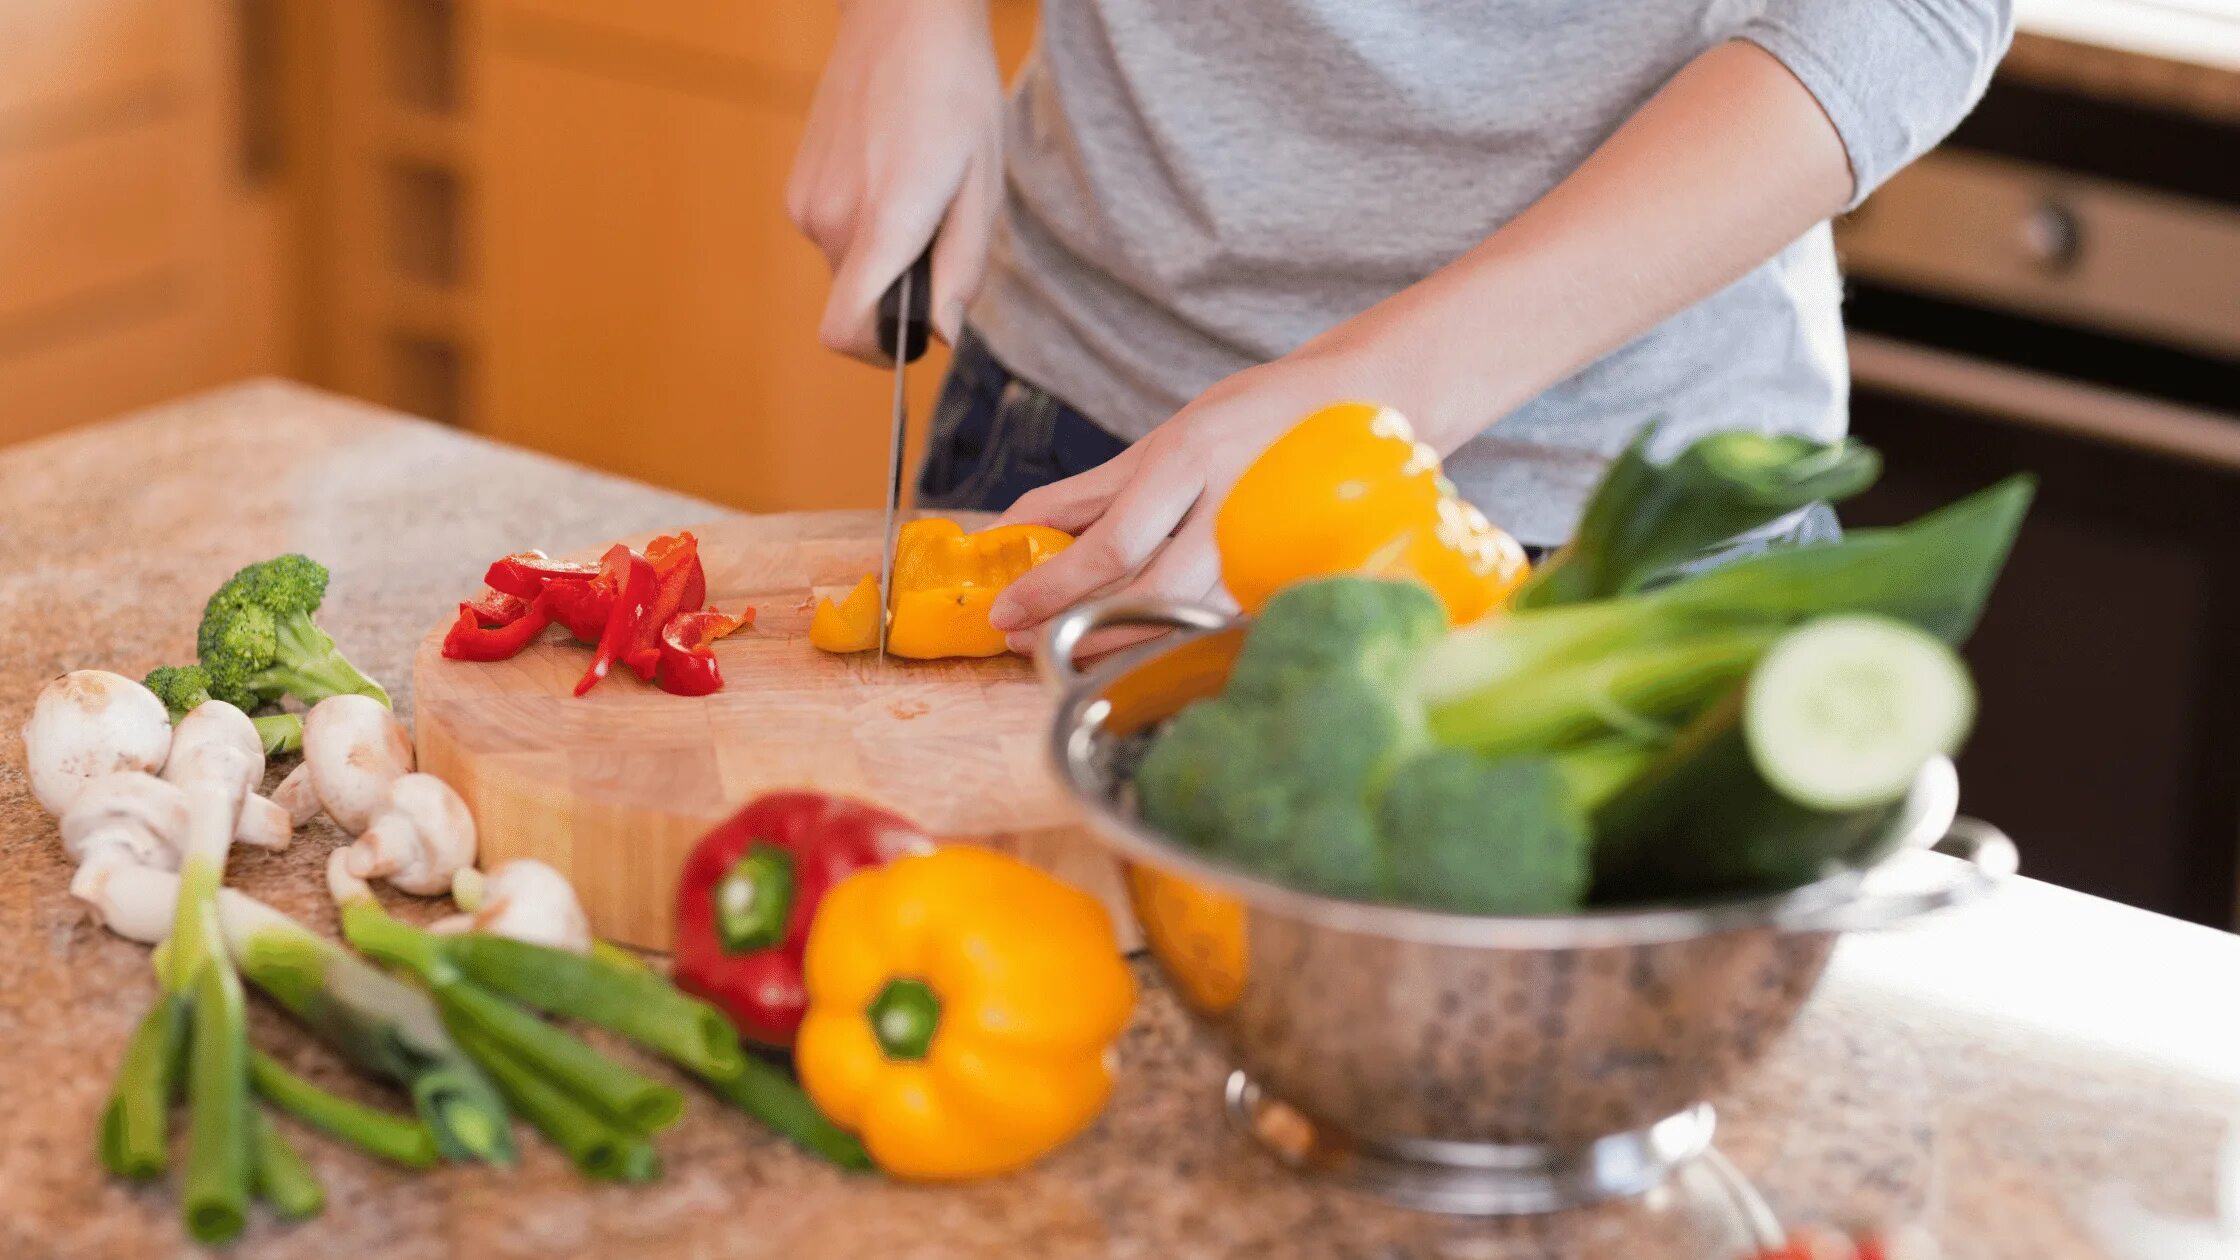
[672,792,924,1046]
[466,588,530,627]
[653,608,747,696]
[573,545,657,697]
[626,533,704,682]
[544,573,615,644]
[443,592,553,661]
[485,550,603,598]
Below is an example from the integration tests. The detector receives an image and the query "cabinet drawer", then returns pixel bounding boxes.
[0,0,180,129]
[1837,151,2240,361]
[0,120,191,330]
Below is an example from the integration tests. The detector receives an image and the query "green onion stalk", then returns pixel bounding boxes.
[88,863,510,1168]
[439,932,871,1169]
[340,897,683,1179]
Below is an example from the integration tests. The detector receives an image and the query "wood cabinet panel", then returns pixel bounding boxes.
[0,0,179,129]
[0,120,191,328]
[475,51,950,512]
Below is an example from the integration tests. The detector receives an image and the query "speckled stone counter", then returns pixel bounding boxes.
[3,383,2235,1260]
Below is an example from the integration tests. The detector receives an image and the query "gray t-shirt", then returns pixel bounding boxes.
[969,0,2011,545]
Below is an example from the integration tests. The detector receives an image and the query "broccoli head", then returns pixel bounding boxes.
[1136,575,1449,901]
[142,663,305,756]
[1376,750,1589,914]
[195,554,390,711]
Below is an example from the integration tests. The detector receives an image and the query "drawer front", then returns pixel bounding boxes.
[0,0,180,129]
[0,119,189,330]
[1836,151,2240,360]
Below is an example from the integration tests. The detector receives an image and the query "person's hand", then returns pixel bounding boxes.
[987,341,1405,654]
[786,0,1004,361]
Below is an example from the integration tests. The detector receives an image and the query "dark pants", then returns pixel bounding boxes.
[916,330,1839,563]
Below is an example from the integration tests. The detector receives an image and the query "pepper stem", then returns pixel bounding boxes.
[867,979,941,1062]
[714,845,795,953]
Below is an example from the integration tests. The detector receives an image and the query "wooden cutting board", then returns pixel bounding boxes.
[411,510,1127,951]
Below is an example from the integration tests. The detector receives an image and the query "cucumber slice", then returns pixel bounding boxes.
[1744,615,1974,810]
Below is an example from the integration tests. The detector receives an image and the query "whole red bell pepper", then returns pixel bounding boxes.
[485,550,603,598]
[626,532,705,682]
[573,544,656,697]
[442,592,552,660]
[654,607,752,697]
[672,792,929,1047]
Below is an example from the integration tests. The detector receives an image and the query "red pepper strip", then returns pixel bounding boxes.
[574,545,656,697]
[644,532,707,610]
[672,792,919,1046]
[653,610,739,697]
[544,573,615,644]
[485,550,603,598]
[443,592,553,661]
[466,588,530,627]
[626,534,704,682]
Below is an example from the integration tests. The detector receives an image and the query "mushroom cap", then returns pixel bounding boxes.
[162,700,267,792]
[22,671,173,816]
[58,771,188,870]
[347,772,476,895]
[467,858,591,954]
[303,694,414,833]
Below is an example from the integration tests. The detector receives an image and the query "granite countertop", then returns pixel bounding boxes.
[3,382,2237,1260]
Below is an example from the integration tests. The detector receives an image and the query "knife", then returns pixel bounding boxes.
[874,245,935,661]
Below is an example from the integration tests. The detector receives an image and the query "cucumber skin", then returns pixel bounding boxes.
[1589,691,1895,903]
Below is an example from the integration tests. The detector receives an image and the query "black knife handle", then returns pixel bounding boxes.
[876,245,935,365]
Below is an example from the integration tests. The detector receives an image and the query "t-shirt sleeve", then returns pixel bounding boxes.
[1738,0,2015,209]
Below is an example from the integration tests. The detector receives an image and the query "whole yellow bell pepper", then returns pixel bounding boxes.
[810,518,1073,659]
[796,846,1136,1181]
[1215,401,1530,625]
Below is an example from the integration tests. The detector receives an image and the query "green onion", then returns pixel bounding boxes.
[249,1051,439,1169]
[449,1018,658,1183]
[1429,627,1781,756]
[248,1109,325,1221]
[181,959,251,1245]
[435,981,682,1135]
[98,991,189,1178]
[443,933,746,1082]
[230,897,514,1165]
[697,1055,873,1171]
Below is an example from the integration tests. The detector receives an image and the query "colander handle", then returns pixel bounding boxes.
[1038,597,1234,691]
[1777,816,2019,933]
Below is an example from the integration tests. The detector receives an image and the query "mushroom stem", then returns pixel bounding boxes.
[272,763,320,828]
[338,774,477,898]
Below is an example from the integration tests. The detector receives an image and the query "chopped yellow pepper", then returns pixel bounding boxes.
[1215,401,1530,625]
[810,518,1074,659]
[796,846,1136,1181]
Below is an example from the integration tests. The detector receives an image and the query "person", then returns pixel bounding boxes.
[787,0,2012,651]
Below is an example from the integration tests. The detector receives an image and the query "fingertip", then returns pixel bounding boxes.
[988,594,1027,632]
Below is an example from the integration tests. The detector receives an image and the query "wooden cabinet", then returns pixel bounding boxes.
[467,2,1038,512]
[0,0,277,445]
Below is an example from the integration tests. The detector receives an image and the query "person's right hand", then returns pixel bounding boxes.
[786,0,1005,362]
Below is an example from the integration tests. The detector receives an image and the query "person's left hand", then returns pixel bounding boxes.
[986,342,1397,654]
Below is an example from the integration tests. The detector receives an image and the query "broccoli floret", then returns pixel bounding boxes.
[194,554,390,711]
[143,664,305,756]
[1137,576,1451,901]
[1376,751,1589,914]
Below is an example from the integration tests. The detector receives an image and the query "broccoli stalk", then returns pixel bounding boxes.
[194,555,390,711]
[143,666,303,756]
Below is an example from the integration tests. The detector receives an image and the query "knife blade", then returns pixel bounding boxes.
[874,245,935,661]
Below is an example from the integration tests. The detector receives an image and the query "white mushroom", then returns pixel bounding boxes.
[72,857,184,947]
[302,694,414,833]
[59,772,189,875]
[335,773,476,896]
[162,700,292,852]
[22,671,174,816]
[432,859,591,954]
[163,731,259,867]
[272,763,321,828]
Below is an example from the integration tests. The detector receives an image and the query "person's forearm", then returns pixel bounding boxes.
[1319,40,1854,455]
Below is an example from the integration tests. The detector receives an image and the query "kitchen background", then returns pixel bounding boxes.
[4,0,2235,929]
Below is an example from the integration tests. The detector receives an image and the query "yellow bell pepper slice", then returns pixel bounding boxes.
[1215,401,1530,625]
[796,846,1136,1181]
[811,518,1074,659]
